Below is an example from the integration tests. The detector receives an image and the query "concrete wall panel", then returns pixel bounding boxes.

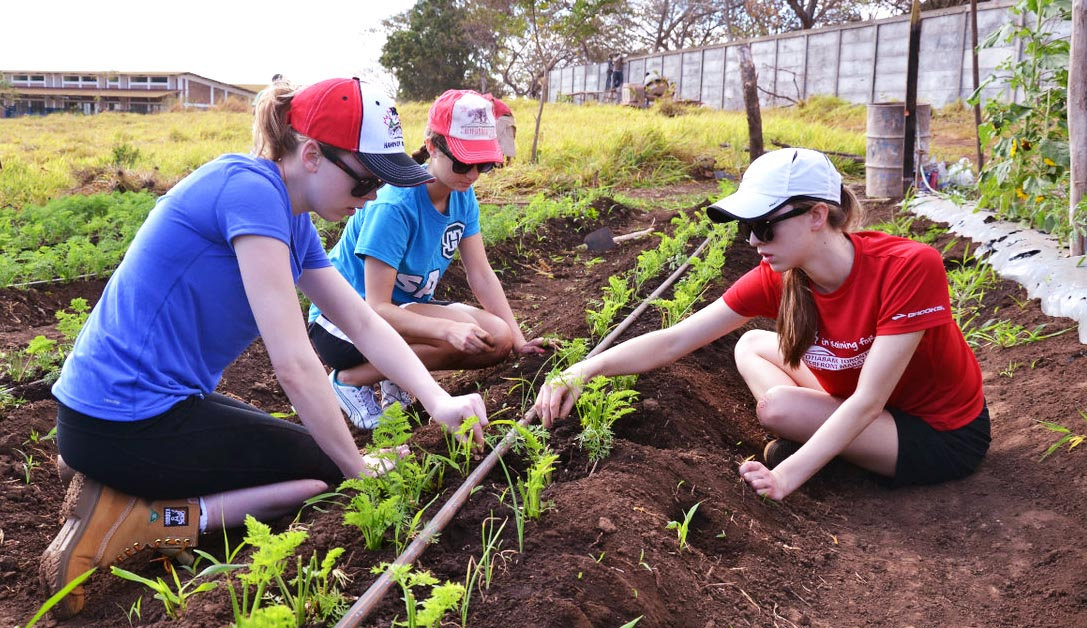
[701,47,726,108]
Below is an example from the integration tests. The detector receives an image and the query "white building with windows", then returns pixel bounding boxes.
[0,70,257,116]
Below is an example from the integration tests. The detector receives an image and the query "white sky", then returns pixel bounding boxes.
[2,0,417,91]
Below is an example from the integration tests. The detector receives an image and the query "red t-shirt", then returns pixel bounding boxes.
[723,231,984,431]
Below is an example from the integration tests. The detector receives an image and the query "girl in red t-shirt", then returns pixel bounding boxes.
[534,148,988,501]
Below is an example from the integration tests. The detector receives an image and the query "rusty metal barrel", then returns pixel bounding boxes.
[865,102,931,198]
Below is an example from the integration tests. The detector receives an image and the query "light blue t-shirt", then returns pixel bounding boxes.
[52,154,330,421]
[310,183,481,322]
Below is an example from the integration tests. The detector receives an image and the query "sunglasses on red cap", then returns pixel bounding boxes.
[432,136,496,175]
[737,205,812,243]
[319,144,385,198]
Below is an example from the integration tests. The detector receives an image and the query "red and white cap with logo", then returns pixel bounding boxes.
[427,89,504,164]
[288,78,433,187]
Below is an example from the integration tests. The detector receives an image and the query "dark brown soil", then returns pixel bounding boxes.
[2,181,1085,628]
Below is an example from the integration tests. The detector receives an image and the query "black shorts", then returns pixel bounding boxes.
[56,393,343,500]
[891,402,990,487]
[308,316,367,371]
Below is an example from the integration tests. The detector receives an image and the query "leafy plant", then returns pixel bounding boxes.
[972,0,1075,240]
[1039,409,1087,460]
[518,449,559,520]
[666,501,702,551]
[375,563,465,628]
[340,475,402,551]
[575,376,639,463]
[15,448,40,483]
[461,514,512,625]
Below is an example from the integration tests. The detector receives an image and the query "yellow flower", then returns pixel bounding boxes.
[1010,139,1018,157]
[1035,195,1045,203]
[1016,187,1028,200]
[1044,157,1056,167]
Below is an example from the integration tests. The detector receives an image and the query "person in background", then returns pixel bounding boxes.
[533,148,989,501]
[310,89,546,430]
[41,77,488,618]
[485,94,516,165]
[609,53,624,90]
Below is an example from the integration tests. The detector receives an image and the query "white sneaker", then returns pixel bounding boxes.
[329,371,382,430]
[379,379,414,411]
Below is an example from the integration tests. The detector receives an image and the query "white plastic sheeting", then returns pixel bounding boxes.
[907,194,1087,344]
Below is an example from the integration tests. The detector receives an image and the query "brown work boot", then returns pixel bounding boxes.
[39,473,200,619]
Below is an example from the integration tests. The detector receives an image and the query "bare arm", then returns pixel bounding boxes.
[301,264,488,443]
[362,256,494,354]
[533,297,752,426]
[741,330,924,500]
[234,235,369,478]
[459,234,543,354]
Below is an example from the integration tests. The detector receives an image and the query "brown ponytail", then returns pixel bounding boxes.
[251,78,305,161]
[777,184,863,367]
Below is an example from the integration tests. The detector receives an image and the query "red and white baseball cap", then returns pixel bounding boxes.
[707,148,842,222]
[427,90,504,164]
[288,78,433,187]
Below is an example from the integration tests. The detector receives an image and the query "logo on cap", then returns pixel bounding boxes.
[384,108,404,141]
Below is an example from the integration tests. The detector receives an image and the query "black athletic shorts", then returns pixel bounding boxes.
[890,402,990,487]
[56,393,343,500]
[308,317,367,371]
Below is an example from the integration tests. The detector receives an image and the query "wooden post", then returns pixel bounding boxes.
[739,44,764,160]
[904,0,922,189]
[1070,0,1087,255]
[971,0,985,170]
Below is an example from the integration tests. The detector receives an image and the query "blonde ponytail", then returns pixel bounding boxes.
[251,79,304,161]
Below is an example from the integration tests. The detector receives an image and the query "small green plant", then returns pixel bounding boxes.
[376,563,465,628]
[15,448,40,483]
[434,415,480,477]
[519,449,559,520]
[575,376,639,463]
[1038,409,1087,460]
[121,595,142,625]
[460,514,511,624]
[110,560,220,620]
[23,567,97,628]
[666,501,702,551]
[340,475,402,551]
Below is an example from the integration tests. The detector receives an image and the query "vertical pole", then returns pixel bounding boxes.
[834,29,842,98]
[740,44,764,160]
[970,0,985,170]
[1070,0,1087,255]
[904,0,922,188]
[870,23,880,103]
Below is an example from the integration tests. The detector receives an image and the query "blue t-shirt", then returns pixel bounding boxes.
[310,183,481,321]
[52,154,330,421]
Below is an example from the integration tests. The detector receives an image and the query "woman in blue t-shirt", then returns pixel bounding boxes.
[309,89,546,430]
[41,78,488,619]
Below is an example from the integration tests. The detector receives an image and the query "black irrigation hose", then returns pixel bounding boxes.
[335,233,716,628]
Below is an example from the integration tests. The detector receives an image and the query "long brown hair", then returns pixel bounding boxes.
[251,78,304,161]
[777,185,863,367]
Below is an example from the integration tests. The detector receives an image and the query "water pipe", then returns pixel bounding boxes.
[334,232,718,627]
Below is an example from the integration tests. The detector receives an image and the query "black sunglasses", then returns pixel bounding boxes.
[433,138,496,175]
[738,206,812,243]
[319,145,385,198]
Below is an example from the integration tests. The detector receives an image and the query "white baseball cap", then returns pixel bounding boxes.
[707,148,842,222]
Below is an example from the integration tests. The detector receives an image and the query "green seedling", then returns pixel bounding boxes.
[111,560,220,620]
[24,567,97,628]
[666,501,702,551]
[638,549,652,571]
[121,595,142,625]
[340,476,402,551]
[460,514,511,624]
[519,450,559,520]
[16,448,40,483]
[435,415,480,477]
[620,616,645,627]
[375,563,464,628]
[1039,409,1087,460]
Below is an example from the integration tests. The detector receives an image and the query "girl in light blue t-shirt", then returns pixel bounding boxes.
[309,89,546,430]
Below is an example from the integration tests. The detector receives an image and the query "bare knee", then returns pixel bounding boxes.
[734,329,777,363]
[754,385,793,433]
[480,322,513,365]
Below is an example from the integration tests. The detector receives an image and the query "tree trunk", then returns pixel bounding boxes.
[531,71,548,164]
[1070,0,1087,255]
[739,44,763,160]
